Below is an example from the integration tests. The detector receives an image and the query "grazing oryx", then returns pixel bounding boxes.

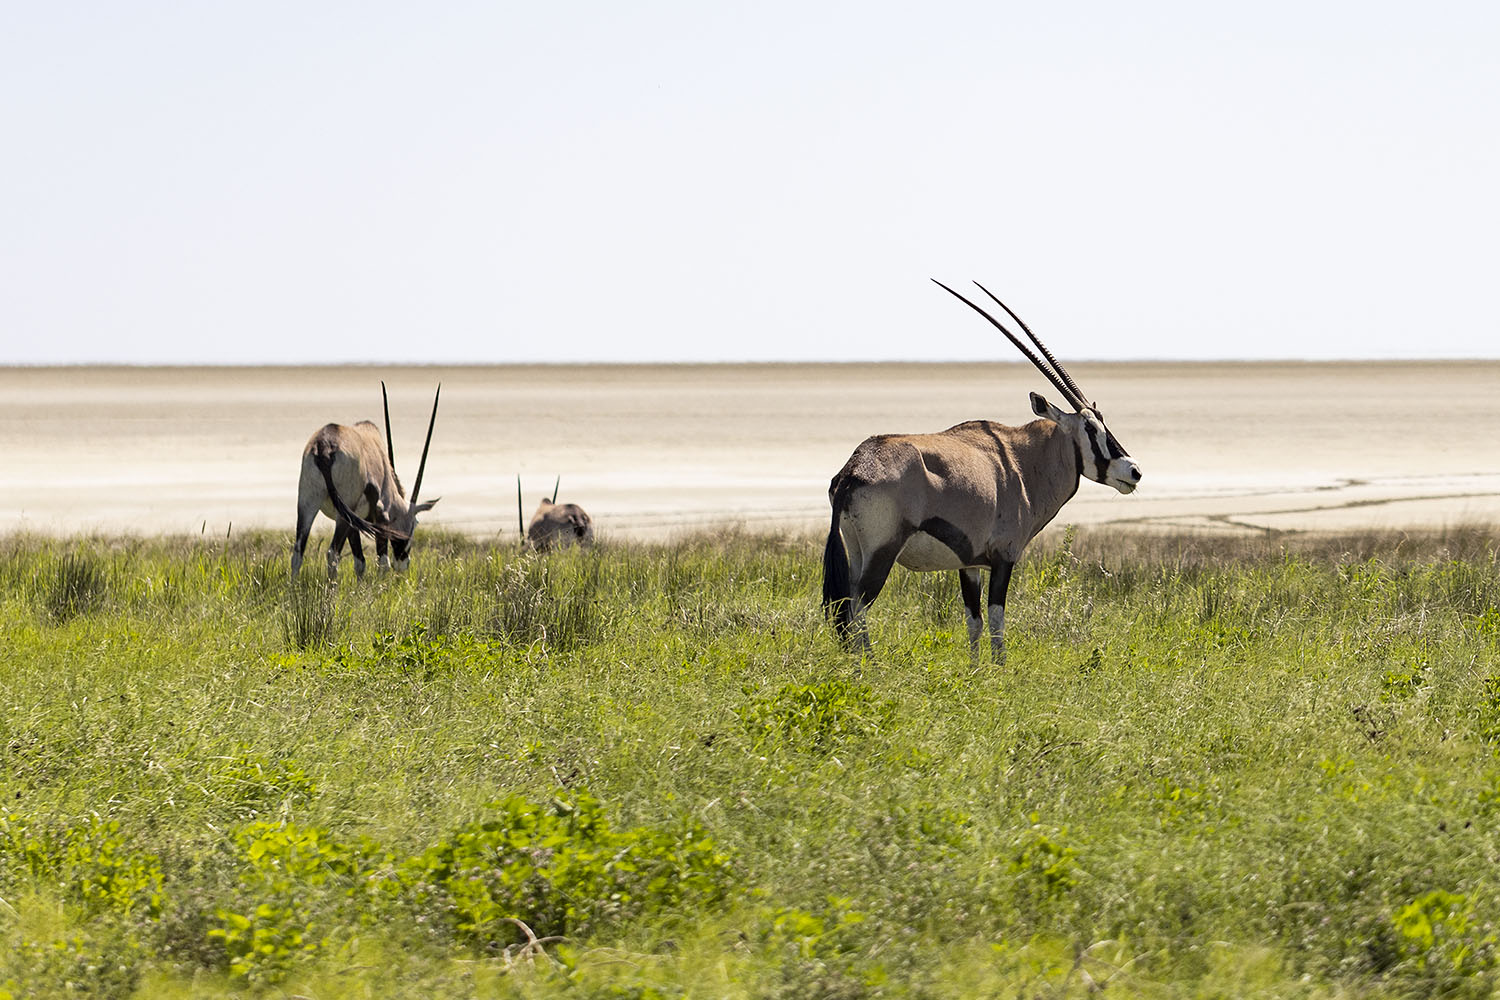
[822,281,1142,662]
[292,383,441,579]
[517,476,594,551]
[528,498,594,551]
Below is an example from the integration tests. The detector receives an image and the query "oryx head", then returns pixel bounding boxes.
[933,279,1143,495]
[1027,393,1141,494]
[382,381,443,569]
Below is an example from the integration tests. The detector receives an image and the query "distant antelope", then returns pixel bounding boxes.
[517,476,594,551]
[528,499,594,550]
[292,383,441,579]
[822,281,1142,661]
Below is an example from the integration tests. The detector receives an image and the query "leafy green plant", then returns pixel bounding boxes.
[1392,889,1497,977]
[759,897,867,962]
[212,750,319,820]
[737,678,892,755]
[400,792,736,950]
[209,903,320,984]
[1473,607,1500,643]
[0,932,144,998]
[0,813,163,919]
[756,898,875,998]
[330,623,499,679]
[1475,677,1500,746]
[1010,814,1078,904]
[1380,656,1430,702]
[208,821,388,983]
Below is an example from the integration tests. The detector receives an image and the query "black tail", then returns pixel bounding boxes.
[821,482,854,641]
[312,452,389,539]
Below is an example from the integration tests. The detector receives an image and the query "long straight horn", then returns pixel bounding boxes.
[930,279,1086,411]
[972,281,1090,408]
[410,383,440,504]
[381,381,396,468]
[551,476,560,504]
[517,475,525,540]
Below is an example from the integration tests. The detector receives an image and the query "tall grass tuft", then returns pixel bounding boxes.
[482,553,604,652]
[41,552,111,623]
[280,581,345,650]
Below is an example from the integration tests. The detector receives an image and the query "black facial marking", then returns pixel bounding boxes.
[916,517,977,566]
[1085,423,1110,482]
[1101,424,1125,460]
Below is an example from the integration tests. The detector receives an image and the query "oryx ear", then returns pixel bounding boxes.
[414,498,439,514]
[1030,391,1067,422]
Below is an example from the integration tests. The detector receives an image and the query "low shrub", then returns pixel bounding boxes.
[399,791,736,950]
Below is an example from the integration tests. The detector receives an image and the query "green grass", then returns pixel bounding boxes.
[2,525,1500,998]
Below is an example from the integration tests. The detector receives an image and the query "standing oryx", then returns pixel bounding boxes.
[292,383,441,579]
[822,281,1142,662]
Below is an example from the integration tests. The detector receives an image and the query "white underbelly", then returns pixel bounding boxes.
[896,532,971,572]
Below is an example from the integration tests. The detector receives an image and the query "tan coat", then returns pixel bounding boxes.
[527,498,594,551]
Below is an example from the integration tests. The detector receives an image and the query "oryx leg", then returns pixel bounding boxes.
[959,568,985,653]
[327,521,351,580]
[834,525,873,650]
[291,502,318,578]
[851,541,902,652]
[359,484,391,571]
[345,528,368,578]
[987,560,1015,664]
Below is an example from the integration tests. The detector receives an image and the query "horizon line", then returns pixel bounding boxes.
[5,356,1499,369]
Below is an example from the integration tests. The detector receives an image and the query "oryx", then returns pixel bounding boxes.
[821,281,1141,662]
[517,476,594,551]
[528,499,594,551]
[292,382,441,579]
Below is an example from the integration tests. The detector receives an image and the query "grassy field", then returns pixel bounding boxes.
[2,525,1500,998]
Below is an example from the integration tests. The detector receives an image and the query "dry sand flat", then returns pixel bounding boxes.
[2,362,1497,540]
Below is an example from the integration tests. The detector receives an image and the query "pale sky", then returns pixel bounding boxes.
[3,1,1496,364]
